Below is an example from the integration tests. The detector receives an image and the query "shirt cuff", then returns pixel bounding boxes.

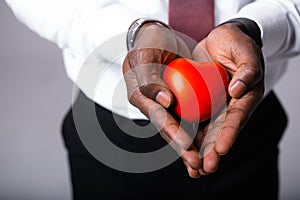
[232,1,289,58]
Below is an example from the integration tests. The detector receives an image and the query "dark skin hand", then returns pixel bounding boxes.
[122,22,264,178]
[191,22,265,175]
[122,23,203,178]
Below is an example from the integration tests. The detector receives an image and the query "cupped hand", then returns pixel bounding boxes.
[192,22,265,174]
[122,22,202,178]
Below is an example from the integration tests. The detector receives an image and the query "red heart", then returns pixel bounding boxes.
[163,58,229,122]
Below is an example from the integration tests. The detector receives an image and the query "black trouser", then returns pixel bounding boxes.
[61,91,287,200]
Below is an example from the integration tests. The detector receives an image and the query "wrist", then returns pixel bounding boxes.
[127,18,172,51]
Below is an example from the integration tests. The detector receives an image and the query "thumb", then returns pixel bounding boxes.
[229,49,264,99]
[137,68,174,108]
[127,49,176,108]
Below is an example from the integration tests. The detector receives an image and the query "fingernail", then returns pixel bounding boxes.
[230,80,247,98]
[156,91,171,108]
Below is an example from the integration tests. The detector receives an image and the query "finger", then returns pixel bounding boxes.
[124,69,201,164]
[128,49,175,108]
[194,128,205,150]
[196,112,224,173]
[214,102,244,155]
[123,56,172,108]
[124,57,192,151]
[124,57,202,170]
[199,168,209,176]
[197,108,226,157]
[140,99,202,169]
[183,160,201,178]
[194,132,208,175]
[180,144,203,170]
[202,146,221,174]
[135,64,173,108]
[149,105,201,170]
[215,85,263,155]
[229,41,263,99]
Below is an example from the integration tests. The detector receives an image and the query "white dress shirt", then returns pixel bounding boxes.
[6,0,300,119]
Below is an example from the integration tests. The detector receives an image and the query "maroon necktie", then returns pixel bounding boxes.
[169,0,214,48]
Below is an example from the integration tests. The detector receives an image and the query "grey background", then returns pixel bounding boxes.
[1,1,300,199]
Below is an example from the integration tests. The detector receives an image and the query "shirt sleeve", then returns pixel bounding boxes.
[4,0,169,119]
[5,0,141,65]
[232,0,300,95]
[234,0,300,59]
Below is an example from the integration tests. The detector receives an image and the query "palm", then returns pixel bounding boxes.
[191,24,265,174]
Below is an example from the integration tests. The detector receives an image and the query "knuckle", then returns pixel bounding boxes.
[243,65,261,79]
[239,64,263,85]
[159,130,173,143]
[139,82,163,100]
[149,105,167,127]
[161,122,179,136]
[228,107,249,123]
[128,89,143,106]
[139,82,154,95]
[139,82,155,99]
